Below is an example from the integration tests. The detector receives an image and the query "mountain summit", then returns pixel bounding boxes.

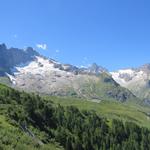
[0,44,39,75]
[0,43,136,102]
[111,65,150,100]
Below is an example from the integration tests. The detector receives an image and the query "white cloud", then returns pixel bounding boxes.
[55,49,60,53]
[36,44,47,50]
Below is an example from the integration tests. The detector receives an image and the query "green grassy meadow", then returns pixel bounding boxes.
[46,96,150,128]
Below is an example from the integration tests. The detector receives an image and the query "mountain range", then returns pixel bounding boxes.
[1,43,150,149]
[0,43,150,104]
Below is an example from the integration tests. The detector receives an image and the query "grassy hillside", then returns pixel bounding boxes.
[0,115,63,150]
[0,76,11,86]
[0,83,150,149]
[0,84,63,150]
[46,96,150,129]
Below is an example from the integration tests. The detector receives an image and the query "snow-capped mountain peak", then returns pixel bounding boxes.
[111,69,145,84]
[111,65,150,99]
[0,43,137,102]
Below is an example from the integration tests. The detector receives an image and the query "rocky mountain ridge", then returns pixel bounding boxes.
[0,43,39,75]
[0,43,137,102]
[111,65,150,100]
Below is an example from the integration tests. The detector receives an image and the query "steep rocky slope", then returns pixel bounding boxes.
[0,43,136,102]
[0,43,39,75]
[111,64,150,100]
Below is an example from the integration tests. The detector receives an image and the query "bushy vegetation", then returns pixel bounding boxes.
[48,96,150,129]
[0,83,150,150]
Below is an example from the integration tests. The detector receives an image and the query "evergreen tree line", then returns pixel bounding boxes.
[0,84,150,150]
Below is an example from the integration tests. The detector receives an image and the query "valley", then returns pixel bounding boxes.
[0,83,150,149]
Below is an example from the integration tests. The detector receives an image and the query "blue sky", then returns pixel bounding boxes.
[0,0,150,71]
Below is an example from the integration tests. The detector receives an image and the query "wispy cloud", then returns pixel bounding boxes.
[36,44,47,50]
[55,49,60,53]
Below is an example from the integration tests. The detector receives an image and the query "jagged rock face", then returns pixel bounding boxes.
[80,63,107,75]
[0,44,39,75]
[53,62,107,75]
[88,63,107,74]
[139,64,150,73]
[143,99,150,106]
[6,56,135,102]
[0,44,106,77]
[0,43,136,102]
[111,66,150,99]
